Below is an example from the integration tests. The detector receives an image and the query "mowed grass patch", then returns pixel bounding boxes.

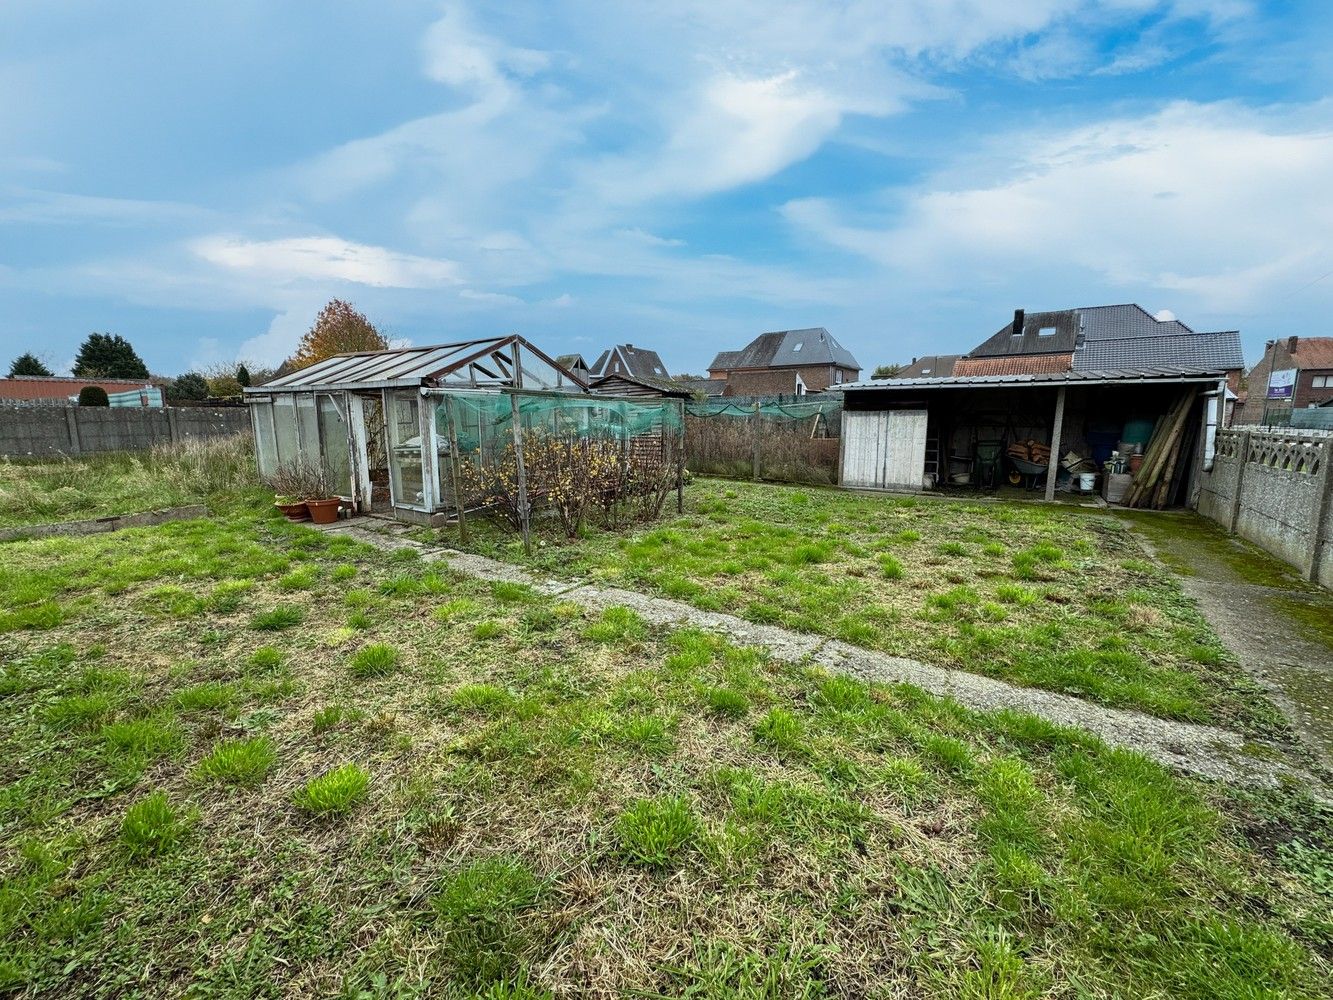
[0,465,1326,997]
[455,478,1285,734]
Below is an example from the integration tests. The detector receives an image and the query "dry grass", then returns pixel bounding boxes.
[0,498,1329,996]
[0,434,263,529]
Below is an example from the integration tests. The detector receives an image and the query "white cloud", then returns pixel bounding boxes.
[786,101,1333,309]
[459,288,522,305]
[191,235,462,288]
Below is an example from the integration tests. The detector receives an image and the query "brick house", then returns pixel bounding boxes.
[707,328,860,396]
[1235,336,1333,425]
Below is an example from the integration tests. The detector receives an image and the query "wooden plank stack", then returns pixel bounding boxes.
[1124,390,1197,509]
[1007,439,1051,464]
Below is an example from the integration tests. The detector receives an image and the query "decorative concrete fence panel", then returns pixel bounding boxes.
[1196,427,1333,587]
[0,405,251,458]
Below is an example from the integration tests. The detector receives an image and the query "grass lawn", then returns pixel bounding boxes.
[1,457,1330,996]
[443,478,1287,735]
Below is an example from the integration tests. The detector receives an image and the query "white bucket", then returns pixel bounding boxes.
[1078,472,1096,492]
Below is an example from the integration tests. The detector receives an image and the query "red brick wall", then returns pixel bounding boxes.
[720,365,855,396]
[0,377,157,402]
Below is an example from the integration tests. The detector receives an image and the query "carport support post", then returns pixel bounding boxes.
[1044,386,1067,502]
[751,400,761,481]
[508,392,533,555]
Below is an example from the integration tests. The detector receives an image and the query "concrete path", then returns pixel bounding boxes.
[324,518,1321,791]
[1123,515,1333,771]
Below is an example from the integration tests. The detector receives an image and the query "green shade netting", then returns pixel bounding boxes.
[686,399,842,421]
[434,391,683,453]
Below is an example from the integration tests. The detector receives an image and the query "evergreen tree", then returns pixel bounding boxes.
[288,300,388,370]
[8,353,54,377]
[171,372,209,401]
[77,386,110,407]
[72,333,150,380]
[872,363,903,379]
[236,364,251,387]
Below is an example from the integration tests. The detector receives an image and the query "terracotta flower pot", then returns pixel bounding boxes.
[1128,454,1144,474]
[305,498,341,525]
[275,500,309,522]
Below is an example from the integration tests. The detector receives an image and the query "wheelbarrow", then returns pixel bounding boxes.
[1008,456,1049,491]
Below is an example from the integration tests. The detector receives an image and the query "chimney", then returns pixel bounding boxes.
[1012,309,1025,336]
[1287,336,1299,353]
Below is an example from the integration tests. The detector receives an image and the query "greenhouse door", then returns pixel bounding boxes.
[841,410,927,490]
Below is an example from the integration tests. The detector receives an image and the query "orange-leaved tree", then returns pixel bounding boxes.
[287,299,388,370]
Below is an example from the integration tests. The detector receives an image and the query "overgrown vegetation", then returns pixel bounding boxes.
[0,435,263,529]
[446,478,1285,734]
[0,458,1327,996]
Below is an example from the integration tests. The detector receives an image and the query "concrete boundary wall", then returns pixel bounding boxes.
[0,405,250,458]
[1196,427,1333,587]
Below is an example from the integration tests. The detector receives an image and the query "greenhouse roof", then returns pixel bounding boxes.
[247,335,588,393]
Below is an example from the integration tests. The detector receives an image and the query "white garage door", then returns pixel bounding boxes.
[841,410,928,490]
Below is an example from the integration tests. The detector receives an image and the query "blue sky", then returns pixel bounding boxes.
[3,1,1332,377]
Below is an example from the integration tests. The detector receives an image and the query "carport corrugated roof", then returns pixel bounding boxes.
[840,367,1229,391]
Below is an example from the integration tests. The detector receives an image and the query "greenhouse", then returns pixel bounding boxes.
[243,335,685,531]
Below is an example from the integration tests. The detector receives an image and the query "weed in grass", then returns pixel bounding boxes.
[311,704,362,733]
[196,736,278,786]
[616,715,674,755]
[433,856,542,985]
[452,683,513,714]
[247,646,284,674]
[173,681,234,713]
[120,791,188,856]
[518,606,558,633]
[474,619,506,640]
[920,733,975,774]
[101,716,182,759]
[46,692,115,730]
[434,597,481,622]
[349,643,399,678]
[346,610,373,631]
[814,675,872,713]
[343,588,374,608]
[879,553,904,579]
[491,581,535,603]
[583,606,647,644]
[277,566,319,591]
[617,795,698,868]
[995,584,1037,607]
[208,580,252,613]
[703,687,749,718]
[249,605,304,631]
[330,564,358,582]
[754,707,807,755]
[937,541,968,557]
[294,763,370,815]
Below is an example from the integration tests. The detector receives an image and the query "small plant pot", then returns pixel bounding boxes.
[305,498,341,525]
[275,500,310,522]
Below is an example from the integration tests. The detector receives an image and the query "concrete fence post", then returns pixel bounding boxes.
[166,407,181,443]
[1305,439,1333,581]
[1227,429,1251,534]
[63,406,82,455]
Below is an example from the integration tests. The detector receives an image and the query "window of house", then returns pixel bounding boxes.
[1038,326,1057,337]
[835,370,843,383]
[1314,374,1329,388]
[792,342,803,352]
[795,373,806,395]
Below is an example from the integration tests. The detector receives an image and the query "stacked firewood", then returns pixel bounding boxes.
[1124,390,1197,509]
[1007,439,1052,464]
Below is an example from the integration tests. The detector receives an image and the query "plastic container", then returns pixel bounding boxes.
[1122,418,1155,446]
[1077,472,1096,492]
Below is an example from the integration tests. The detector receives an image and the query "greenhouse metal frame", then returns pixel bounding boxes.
[243,336,685,532]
